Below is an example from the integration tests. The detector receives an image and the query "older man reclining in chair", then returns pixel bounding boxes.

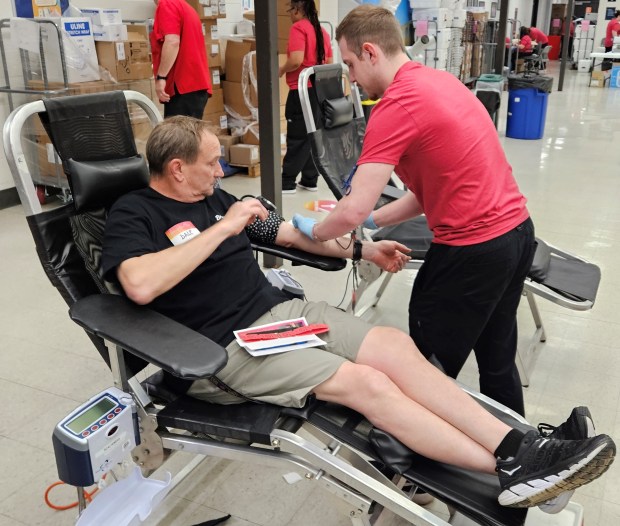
[101,116,615,511]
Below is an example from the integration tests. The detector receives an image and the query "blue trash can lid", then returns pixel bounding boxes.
[508,74,553,93]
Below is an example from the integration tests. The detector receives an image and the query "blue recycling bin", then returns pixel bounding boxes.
[506,75,553,140]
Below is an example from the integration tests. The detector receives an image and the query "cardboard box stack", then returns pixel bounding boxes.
[94,25,152,82]
[26,78,160,162]
[202,14,227,135]
[277,0,293,54]
[81,7,127,42]
[223,38,257,120]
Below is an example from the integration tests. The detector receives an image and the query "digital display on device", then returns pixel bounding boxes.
[66,397,115,434]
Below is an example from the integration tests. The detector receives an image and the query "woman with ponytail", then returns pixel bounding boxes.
[279,0,333,193]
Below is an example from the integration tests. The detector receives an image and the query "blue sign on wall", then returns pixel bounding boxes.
[12,0,71,18]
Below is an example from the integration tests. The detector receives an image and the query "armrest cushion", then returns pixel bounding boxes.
[251,241,346,272]
[69,294,227,379]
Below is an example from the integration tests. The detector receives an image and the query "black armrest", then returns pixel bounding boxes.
[381,184,406,201]
[69,294,227,380]
[251,241,347,272]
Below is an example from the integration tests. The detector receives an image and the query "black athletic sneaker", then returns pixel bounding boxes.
[496,430,615,508]
[539,406,596,441]
[537,407,596,514]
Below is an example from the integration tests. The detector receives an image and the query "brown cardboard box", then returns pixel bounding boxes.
[27,79,109,96]
[222,80,256,117]
[217,134,240,162]
[202,111,228,135]
[207,88,224,113]
[127,78,153,99]
[277,0,290,16]
[32,134,65,186]
[202,19,219,42]
[230,143,259,165]
[95,27,153,81]
[278,54,290,104]
[591,70,610,88]
[242,123,260,145]
[210,67,222,90]
[277,0,320,16]
[205,40,222,68]
[132,117,152,156]
[225,39,255,82]
[278,39,288,54]
[278,15,292,40]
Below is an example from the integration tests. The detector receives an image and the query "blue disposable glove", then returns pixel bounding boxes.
[363,213,378,230]
[292,213,317,239]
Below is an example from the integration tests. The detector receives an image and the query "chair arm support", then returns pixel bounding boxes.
[69,294,227,380]
[251,242,346,271]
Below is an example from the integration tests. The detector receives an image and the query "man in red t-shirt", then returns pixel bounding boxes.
[151,0,212,118]
[604,11,620,52]
[293,6,536,416]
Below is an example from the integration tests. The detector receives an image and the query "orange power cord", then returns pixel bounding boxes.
[44,474,106,511]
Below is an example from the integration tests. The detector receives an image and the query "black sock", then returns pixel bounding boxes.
[494,429,527,459]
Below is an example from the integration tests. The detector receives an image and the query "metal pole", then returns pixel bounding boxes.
[494,0,510,74]
[254,1,282,268]
[558,0,575,91]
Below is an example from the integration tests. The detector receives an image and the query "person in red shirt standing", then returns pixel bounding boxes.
[279,0,333,194]
[509,26,534,72]
[293,5,536,416]
[528,26,549,49]
[151,0,212,118]
[604,10,620,52]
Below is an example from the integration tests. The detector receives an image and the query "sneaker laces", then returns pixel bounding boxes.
[538,422,557,437]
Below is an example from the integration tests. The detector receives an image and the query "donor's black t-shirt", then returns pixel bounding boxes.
[102,187,289,347]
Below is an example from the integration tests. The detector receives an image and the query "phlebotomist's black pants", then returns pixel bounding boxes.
[409,218,536,416]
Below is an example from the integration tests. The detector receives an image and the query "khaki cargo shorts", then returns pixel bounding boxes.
[188,299,373,407]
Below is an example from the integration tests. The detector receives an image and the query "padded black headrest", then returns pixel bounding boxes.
[66,155,150,213]
[529,237,551,283]
[322,96,354,129]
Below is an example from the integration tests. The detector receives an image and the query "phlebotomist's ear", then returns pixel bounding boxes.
[361,42,380,63]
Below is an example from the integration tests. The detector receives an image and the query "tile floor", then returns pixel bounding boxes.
[0,61,619,526]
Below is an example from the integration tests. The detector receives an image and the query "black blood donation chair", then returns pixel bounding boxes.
[298,63,601,388]
[5,89,543,526]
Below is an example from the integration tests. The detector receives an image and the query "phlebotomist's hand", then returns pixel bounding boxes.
[364,240,411,273]
[292,214,317,239]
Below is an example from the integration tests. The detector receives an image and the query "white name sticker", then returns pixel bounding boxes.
[166,221,200,246]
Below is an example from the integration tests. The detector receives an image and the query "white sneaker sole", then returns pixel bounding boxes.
[499,439,614,508]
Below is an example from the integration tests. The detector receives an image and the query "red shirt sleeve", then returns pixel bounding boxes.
[155,0,182,39]
[358,97,420,167]
[288,22,306,53]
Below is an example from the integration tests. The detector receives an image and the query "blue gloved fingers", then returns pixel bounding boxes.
[292,213,317,239]
[363,213,378,230]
